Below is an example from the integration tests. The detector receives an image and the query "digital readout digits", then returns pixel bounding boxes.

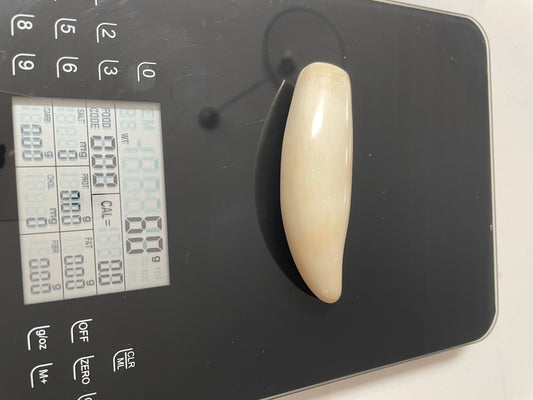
[12,97,169,304]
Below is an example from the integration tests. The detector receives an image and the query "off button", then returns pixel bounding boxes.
[70,318,93,344]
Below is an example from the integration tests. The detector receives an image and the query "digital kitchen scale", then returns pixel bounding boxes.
[0,0,496,399]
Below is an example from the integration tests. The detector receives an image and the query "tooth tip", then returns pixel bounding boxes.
[305,268,343,303]
[317,289,342,304]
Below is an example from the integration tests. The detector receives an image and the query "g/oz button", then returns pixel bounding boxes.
[27,324,50,351]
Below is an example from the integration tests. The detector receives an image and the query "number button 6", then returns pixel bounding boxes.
[56,56,79,78]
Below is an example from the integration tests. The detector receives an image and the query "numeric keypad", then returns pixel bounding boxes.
[8,5,157,84]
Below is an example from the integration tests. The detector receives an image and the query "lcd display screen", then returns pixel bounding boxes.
[12,97,169,304]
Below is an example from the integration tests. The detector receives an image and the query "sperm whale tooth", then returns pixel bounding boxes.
[280,62,353,304]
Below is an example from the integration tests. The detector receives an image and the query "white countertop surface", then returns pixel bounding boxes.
[283,0,533,398]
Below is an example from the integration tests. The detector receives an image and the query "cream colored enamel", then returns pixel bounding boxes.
[280,62,353,304]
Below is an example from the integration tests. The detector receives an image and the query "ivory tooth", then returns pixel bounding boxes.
[280,62,353,304]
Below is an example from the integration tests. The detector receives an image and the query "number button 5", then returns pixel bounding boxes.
[54,18,77,39]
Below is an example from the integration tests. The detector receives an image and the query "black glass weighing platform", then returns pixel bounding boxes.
[0,0,495,399]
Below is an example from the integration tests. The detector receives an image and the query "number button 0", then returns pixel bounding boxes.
[98,60,119,80]
[56,56,79,78]
[136,62,157,82]
[96,22,118,43]
[54,18,77,39]
[12,53,36,76]
[10,14,35,36]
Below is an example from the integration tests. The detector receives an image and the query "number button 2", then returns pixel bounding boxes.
[96,22,118,43]
[10,14,35,36]
[54,18,77,39]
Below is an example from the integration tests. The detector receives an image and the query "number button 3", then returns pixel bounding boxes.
[98,60,119,80]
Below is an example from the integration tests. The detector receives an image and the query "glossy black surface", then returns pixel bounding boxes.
[0,1,495,399]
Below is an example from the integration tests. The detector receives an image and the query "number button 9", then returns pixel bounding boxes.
[11,53,36,76]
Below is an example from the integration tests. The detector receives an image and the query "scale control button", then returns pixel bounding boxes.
[11,53,36,76]
[113,347,135,372]
[27,324,50,351]
[30,362,53,388]
[97,59,119,80]
[56,56,79,78]
[96,22,118,43]
[136,61,157,82]
[77,392,97,400]
[73,355,95,385]
[10,14,35,36]
[71,318,93,344]
[54,18,77,39]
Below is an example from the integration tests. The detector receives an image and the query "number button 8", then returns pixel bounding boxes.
[10,14,35,36]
